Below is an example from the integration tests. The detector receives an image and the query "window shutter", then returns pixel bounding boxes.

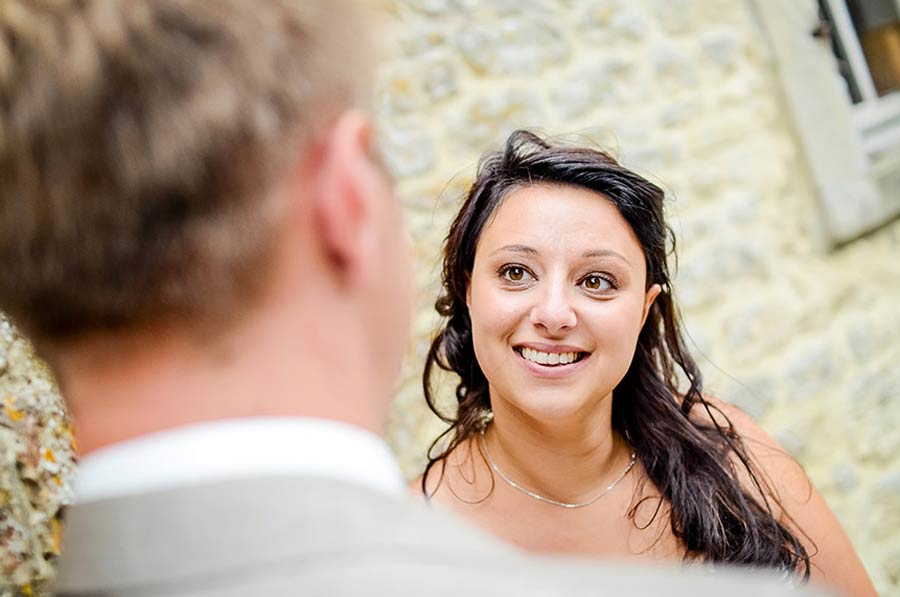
[751,0,893,244]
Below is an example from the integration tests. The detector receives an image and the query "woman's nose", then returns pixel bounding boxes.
[529,282,576,334]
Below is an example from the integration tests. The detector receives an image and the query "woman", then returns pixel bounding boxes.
[419,130,876,595]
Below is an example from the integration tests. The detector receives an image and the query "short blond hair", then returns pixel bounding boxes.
[0,0,372,345]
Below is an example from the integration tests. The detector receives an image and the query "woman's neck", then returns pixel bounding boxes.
[484,401,632,505]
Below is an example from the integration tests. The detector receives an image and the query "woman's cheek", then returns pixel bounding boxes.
[589,301,645,347]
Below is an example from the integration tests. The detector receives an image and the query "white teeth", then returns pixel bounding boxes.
[519,348,580,366]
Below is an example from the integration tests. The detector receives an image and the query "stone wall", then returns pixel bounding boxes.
[376,1,899,594]
[0,0,897,594]
[0,318,74,594]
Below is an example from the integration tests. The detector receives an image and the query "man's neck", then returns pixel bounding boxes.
[60,296,383,456]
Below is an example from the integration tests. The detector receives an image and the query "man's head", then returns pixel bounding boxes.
[0,0,413,440]
[0,0,390,339]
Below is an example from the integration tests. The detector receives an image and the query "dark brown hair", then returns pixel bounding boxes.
[0,0,370,346]
[423,130,810,577]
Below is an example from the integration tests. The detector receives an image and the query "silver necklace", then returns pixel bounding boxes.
[479,427,637,509]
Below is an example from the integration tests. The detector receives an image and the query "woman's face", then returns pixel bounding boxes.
[467,184,660,424]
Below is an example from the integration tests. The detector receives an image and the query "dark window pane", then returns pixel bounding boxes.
[847,0,900,96]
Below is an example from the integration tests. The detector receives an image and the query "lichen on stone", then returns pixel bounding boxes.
[0,316,74,594]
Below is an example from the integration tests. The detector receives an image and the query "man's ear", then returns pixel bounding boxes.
[641,283,662,328]
[311,110,384,284]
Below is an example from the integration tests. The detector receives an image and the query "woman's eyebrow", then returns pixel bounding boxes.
[582,248,632,266]
[490,244,538,257]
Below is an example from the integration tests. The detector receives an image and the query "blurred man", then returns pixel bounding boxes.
[0,1,823,595]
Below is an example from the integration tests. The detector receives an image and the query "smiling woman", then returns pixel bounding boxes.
[418,130,876,596]
[467,184,659,421]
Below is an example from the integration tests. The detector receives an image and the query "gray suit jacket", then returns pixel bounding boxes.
[54,475,828,596]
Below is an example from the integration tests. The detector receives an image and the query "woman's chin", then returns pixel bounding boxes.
[498,391,611,427]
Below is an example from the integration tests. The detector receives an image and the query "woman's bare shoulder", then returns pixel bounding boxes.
[691,397,806,497]
[411,436,494,508]
[695,395,877,595]
[408,474,428,500]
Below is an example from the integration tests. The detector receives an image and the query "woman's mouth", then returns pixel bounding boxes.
[514,346,588,367]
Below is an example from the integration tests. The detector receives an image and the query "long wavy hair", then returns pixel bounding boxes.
[422,130,810,577]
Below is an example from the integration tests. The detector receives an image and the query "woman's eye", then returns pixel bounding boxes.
[505,267,525,281]
[500,265,530,282]
[581,274,612,291]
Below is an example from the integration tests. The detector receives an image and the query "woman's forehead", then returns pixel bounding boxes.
[476,184,646,262]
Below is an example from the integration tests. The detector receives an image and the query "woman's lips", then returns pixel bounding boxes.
[514,346,587,366]
[513,345,591,377]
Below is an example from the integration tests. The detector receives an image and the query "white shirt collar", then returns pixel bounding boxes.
[74,417,406,503]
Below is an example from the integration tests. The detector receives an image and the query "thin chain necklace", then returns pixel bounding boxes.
[479,427,637,509]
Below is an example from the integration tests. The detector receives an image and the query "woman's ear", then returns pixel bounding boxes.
[641,283,662,328]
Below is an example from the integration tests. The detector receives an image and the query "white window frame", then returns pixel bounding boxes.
[824,0,900,161]
[751,0,900,245]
